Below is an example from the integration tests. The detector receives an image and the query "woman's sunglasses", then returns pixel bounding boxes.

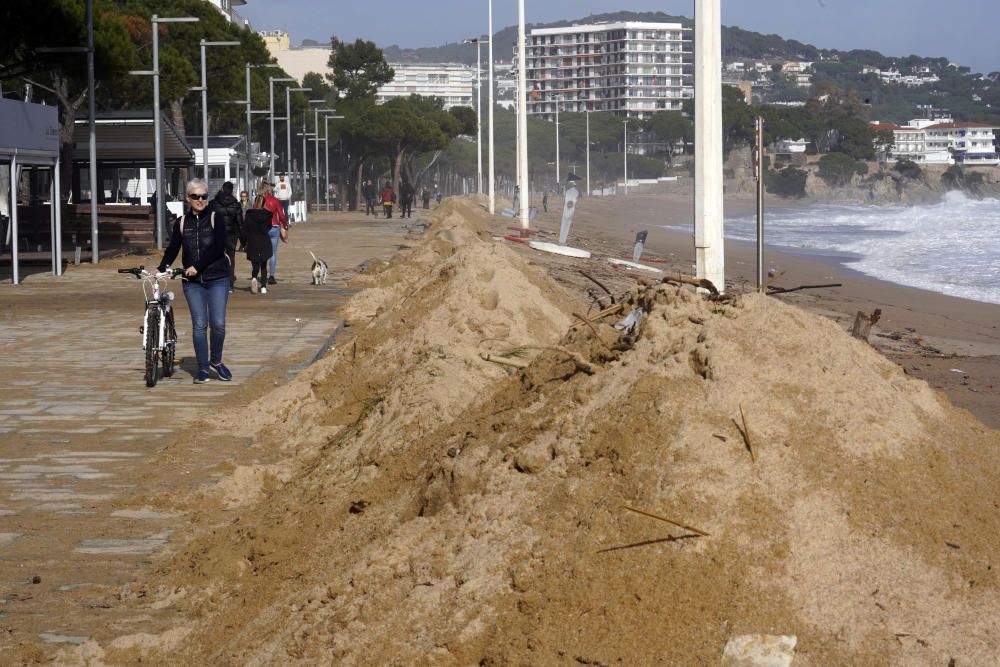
[188,193,209,201]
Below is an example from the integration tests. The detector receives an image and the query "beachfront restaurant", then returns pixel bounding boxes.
[0,98,62,285]
[70,112,195,250]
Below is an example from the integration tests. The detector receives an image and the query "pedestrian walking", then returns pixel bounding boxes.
[239,189,250,213]
[421,186,431,209]
[381,181,396,219]
[435,188,442,205]
[399,179,414,219]
[257,180,288,285]
[243,192,274,295]
[363,179,377,216]
[212,181,245,293]
[274,174,292,221]
[542,190,549,213]
[156,178,232,385]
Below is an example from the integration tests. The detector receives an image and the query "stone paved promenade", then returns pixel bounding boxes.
[0,211,409,657]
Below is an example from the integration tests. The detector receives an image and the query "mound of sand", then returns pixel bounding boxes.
[71,199,1000,665]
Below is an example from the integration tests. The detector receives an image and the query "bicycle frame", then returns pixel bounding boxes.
[119,266,181,386]
[141,273,175,353]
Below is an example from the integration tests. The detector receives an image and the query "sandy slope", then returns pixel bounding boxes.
[65,198,1000,666]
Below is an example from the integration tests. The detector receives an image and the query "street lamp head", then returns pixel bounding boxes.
[203,41,241,47]
[289,87,312,92]
[270,77,296,83]
[153,16,199,24]
[250,63,281,69]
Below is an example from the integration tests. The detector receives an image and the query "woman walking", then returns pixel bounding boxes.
[381,181,396,219]
[243,193,274,294]
[156,179,232,384]
[258,180,288,285]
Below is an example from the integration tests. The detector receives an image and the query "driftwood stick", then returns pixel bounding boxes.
[622,505,710,536]
[573,312,613,351]
[661,274,719,296]
[479,352,529,369]
[569,302,626,329]
[737,404,755,462]
[768,283,842,294]
[579,270,614,299]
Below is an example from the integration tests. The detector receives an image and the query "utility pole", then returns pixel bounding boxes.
[86,0,98,262]
[623,119,628,196]
[488,0,496,214]
[755,115,765,293]
[555,101,560,190]
[694,0,725,293]
[516,0,529,231]
[585,109,591,197]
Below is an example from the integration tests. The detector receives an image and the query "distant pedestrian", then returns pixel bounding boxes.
[156,178,231,385]
[258,179,288,285]
[399,179,414,218]
[381,181,396,219]
[274,174,292,220]
[239,190,250,213]
[542,190,549,213]
[435,188,442,205]
[211,181,245,292]
[243,192,274,295]
[363,179,377,216]
[421,186,431,209]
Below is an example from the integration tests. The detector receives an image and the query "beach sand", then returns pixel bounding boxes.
[513,187,1000,428]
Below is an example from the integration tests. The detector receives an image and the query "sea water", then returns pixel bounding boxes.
[667,192,1000,305]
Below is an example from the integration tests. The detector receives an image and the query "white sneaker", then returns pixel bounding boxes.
[251,277,259,294]
[260,286,267,294]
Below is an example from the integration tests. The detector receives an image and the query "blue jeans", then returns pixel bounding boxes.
[268,225,280,278]
[183,277,229,371]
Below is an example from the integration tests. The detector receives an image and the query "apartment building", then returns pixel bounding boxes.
[522,21,692,120]
[871,117,999,166]
[206,0,248,25]
[376,64,474,110]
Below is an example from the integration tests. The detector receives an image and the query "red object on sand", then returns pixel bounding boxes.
[619,255,667,264]
[503,235,528,244]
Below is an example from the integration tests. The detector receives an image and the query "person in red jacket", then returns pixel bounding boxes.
[258,180,288,285]
[381,182,396,219]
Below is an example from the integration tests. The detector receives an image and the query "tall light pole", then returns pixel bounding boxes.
[199,40,240,189]
[623,119,628,196]
[85,0,98,262]
[268,76,295,179]
[244,63,279,193]
[516,0,529,230]
[585,109,591,196]
[487,0,496,214]
[285,86,311,193]
[310,105,334,208]
[134,15,199,249]
[323,113,344,211]
[695,0,725,292]
[555,100,560,189]
[463,38,488,194]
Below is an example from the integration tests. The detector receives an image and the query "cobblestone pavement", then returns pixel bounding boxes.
[0,212,410,656]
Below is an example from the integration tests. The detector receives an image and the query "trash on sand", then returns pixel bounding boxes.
[722,634,796,667]
[607,257,663,275]
[528,240,591,259]
[614,307,643,334]
[949,368,966,373]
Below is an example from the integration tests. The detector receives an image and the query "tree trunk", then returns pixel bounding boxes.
[354,160,364,211]
[392,148,404,192]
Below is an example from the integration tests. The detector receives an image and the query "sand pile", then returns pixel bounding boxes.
[70,200,1000,666]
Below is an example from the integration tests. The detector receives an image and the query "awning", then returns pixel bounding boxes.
[72,112,194,167]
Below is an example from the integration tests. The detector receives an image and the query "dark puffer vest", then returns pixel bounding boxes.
[158,207,229,283]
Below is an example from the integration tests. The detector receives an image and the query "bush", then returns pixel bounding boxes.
[817,153,868,187]
[942,165,985,192]
[765,167,808,198]
[893,159,922,179]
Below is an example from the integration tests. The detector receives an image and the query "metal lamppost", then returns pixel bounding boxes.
[585,109,591,196]
[623,119,628,196]
[323,113,344,211]
[243,63,279,193]
[555,99,560,189]
[463,38,488,194]
[285,86,311,192]
[487,0,496,214]
[694,0,725,292]
[268,76,295,179]
[308,102,332,209]
[129,14,200,249]
[516,0,529,230]
[199,40,240,190]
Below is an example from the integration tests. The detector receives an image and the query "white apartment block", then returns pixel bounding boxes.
[872,118,999,166]
[206,0,248,25]
[522,21,692,120]
[376,64,474,110]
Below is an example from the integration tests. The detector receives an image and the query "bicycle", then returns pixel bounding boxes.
[118,266,183,387]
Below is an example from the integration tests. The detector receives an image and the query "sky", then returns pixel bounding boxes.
[240,0,997,75]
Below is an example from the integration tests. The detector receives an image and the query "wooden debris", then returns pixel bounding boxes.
[579,270,614,300]
[734,404,755,462]
[768,282,842,295]
[622,505,710,536]
[850,308,882,342]
[480,352,529,369]
[573,312,613,350]
[569,302,626,330]
[660,274,719,296]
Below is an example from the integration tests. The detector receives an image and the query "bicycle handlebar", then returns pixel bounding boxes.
[118,267,183,279]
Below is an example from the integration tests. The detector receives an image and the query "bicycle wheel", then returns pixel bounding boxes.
[144,307,160,387]
[162,307,177,377]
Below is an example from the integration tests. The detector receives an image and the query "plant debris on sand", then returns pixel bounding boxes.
[69,199,1000,666]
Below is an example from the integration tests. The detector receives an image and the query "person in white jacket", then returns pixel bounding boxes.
[274,174,292,220]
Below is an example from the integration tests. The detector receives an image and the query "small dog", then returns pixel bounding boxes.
[309,251,329,285]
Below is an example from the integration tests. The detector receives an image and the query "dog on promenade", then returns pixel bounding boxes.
[309,251,329,285]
